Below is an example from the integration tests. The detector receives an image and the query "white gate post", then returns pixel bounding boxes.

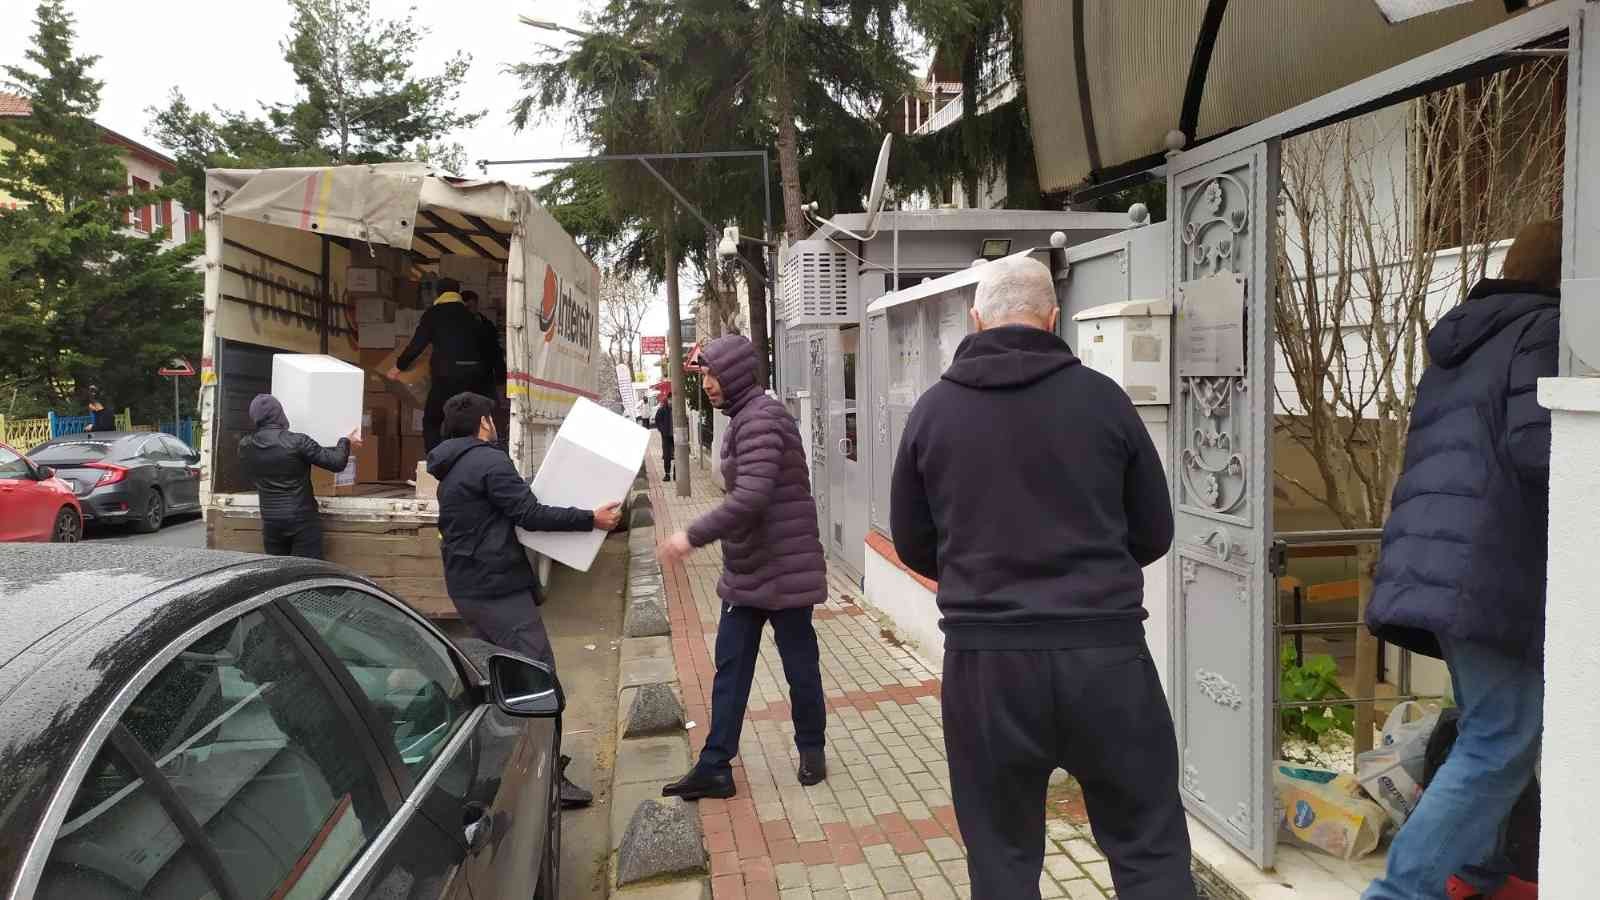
[1537,377,1600,893]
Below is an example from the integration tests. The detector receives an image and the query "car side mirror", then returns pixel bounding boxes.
[486,652,564,718]
[34,466,54,480]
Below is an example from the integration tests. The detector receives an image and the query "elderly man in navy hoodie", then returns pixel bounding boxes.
[1361,222,1561,900]
[890,255,1190,900]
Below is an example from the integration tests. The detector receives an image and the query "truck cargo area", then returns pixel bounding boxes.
[198,164,601,618]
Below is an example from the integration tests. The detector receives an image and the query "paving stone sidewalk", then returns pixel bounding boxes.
[646,451,1114,900]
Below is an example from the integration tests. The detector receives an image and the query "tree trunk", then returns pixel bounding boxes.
[741,241,771,389]
[663,212,691,497]
[960,38,981,206]
[775,75,808,242]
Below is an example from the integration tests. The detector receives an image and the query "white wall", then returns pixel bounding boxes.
[863,549,946,662]
[1537,377,1600,894]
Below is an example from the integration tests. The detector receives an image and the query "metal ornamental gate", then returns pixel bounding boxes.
[1167,142,1280,867]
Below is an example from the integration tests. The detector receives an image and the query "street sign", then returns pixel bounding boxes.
[158,357,196,377]
[640,335,666,356]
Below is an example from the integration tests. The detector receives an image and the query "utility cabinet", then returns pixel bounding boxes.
[1072,298,1173,405]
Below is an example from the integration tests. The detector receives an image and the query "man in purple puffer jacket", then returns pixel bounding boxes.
[658,334,829,800]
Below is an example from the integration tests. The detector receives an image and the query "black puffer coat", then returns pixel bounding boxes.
[1367,280,1559,661]
[426,437,594,602]
[239,429,350,526]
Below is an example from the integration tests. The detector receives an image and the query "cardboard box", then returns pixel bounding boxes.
[372,346,430,407]
[358,321,397,349]
[517,397,649,571]
[415,460,438,499]
[402,404,425,436]
[347,267,391,295]
[272,354,363,447]
[400,435,427,479]
[396,279,420,309]
[356,297,396,324]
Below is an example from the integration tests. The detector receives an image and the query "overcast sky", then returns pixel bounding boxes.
[0,0,682,348]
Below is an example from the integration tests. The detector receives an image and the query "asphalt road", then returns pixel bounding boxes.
[84,512,205,548]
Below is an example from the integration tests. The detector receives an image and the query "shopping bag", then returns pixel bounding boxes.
[1355,701,1440,827]
[1274,762,1388,860]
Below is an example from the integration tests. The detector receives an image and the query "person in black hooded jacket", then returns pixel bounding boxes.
[238,393,360,559]
[1360,222,1560,900]
[890,255,1189,900]
[426,391,622,807]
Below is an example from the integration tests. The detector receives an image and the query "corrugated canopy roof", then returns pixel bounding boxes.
[1021,0,1532,194]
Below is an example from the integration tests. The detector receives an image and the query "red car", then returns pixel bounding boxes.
[0,440,83,543]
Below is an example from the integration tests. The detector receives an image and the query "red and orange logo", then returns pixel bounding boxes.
[538,264,559,343]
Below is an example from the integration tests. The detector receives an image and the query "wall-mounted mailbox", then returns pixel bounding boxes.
[1072,298,1173,405]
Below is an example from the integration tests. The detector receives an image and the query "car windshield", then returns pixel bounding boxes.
[28,441,112,463]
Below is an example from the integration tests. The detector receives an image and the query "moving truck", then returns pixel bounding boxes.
[198,164,601,617]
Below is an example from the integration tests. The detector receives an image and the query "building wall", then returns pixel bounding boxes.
[1538,377,1600,894]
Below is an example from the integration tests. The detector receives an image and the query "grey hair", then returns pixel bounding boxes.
[973,255,1056,323]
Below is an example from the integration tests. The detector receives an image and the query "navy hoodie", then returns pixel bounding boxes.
[890,325,1173,650]
[426,437,594,602]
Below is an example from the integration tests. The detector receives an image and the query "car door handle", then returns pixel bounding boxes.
[463,803,492,853]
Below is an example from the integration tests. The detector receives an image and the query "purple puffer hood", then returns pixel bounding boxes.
[700,334,762,416]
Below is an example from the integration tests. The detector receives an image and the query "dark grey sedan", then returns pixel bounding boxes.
[26,432,202,533]
[0,546,564,899]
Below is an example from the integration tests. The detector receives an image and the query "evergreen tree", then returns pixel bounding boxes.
[0,0,202,420]
[149,0,484,211]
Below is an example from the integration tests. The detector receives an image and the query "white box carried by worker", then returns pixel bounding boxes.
[517,397,648,571]
[271,354,364,447]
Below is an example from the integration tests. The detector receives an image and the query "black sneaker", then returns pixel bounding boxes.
[559,754,593,809]
[797,749,827,786]
[662,767,736,800]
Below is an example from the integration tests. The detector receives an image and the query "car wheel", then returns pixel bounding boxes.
[533,752,561,900]
[132,490,165,534]
[52,507,82,543]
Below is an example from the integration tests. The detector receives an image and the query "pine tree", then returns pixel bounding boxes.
[149,0,484,211]
[0,0,202,419]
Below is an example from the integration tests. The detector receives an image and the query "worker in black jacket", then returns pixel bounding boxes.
[238,393,361,559]
[426,391,623,807]
[389,277,502,452]
[890,255,1189,900]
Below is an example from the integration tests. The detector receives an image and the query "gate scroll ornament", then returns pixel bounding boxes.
[1178,172,1252,516]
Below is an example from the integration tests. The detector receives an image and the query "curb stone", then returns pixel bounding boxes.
[607,498,709,894]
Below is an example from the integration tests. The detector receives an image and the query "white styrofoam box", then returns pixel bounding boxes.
[356,297,396,324]
[347,267,391,295]
[358,321,398,349]
[517,397,649,571]
[271,354,364,447]
[1073,298,1173,406]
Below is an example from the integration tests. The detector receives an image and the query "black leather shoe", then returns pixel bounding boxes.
[662,768,736,800]
[797,750,827,786]
[559,754,593,809]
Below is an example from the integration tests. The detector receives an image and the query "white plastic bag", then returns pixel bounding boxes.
[1356,701,1439,827]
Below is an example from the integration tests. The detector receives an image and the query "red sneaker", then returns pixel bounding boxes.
[1446,875,1538,899]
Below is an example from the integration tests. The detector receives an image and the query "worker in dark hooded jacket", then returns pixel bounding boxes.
[1361,222,1561,900]
[657,335,829,801]
[889,255,1187,900]
[238,394,359,559]
[389,277,502,452]
[426,391,622,807]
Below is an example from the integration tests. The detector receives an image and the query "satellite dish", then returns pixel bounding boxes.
[802,133,893,242]
[861,134,893,235]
